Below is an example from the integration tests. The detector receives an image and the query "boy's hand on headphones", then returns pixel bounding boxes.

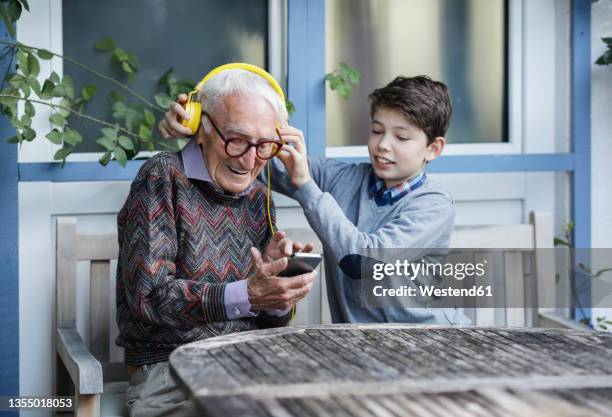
[276,126,312,189]
[159,94,194,139]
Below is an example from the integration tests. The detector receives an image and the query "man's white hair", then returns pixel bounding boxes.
[198,68,288,133]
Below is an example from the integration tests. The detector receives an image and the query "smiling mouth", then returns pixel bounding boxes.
[226,165,249,175]
[375,156,395,165]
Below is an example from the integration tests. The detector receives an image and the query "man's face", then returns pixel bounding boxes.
[367,107,433,187]
[197,94,278,194]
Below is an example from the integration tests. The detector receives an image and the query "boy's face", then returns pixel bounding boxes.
[367,107,443,187]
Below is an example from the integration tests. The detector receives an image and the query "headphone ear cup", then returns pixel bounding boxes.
[181,101,202,135]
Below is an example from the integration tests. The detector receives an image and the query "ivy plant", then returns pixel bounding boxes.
[0,36,193,166]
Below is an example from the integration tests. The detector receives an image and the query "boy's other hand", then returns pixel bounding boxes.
[159,93,194,138]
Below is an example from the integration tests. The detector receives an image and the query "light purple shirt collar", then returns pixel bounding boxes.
[180,138,255,196]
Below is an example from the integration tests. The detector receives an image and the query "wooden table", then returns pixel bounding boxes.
[169,324,612,417]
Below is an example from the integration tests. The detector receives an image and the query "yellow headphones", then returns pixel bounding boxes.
[181,62,286,135]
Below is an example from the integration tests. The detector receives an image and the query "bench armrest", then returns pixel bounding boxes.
[56,328,103,394]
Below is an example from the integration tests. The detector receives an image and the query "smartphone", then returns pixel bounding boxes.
[278,252,322,277]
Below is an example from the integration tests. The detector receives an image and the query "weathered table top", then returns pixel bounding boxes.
[169,324,612,417]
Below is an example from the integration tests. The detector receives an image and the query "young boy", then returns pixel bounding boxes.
[161,75,469,325]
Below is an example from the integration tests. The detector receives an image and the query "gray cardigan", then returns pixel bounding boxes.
[267,157,470,325]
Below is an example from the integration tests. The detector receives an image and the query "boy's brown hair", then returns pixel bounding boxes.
[369,76,452,144]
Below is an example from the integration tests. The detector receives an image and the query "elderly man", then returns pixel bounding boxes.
[116,66,315,417]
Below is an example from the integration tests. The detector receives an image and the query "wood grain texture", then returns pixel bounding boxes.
[89,260,110,362]
[170,325,612,417]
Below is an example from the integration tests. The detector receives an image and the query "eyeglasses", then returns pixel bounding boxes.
[202,111,283,160]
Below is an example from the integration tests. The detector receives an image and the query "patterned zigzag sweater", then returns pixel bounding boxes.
[115,152,289,366]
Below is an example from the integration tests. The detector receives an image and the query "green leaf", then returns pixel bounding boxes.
[17,50,28,76]
[62,75,75,99]
[338,83,351,100]
[347,68,360,85]
[121,61,133,74]
[101,127,118,140]
[27,75,40,95]
[118,135,134,150]
[40,79,55,100]
[59,98,72,117]
[10,118,24,130]
[20,114,31,126]
[339,62,350,79]
[154,93,172,109]
[52,83,66,97]
[125,109,141,132]
[36,48,53,60]
[45,129,62,144]
[27,54,40,77]
[49,113,66,128]
[138,123,152,141]
[99,150,112,166]
[328,77,341,90]
[23,127,36,141]
[602,37,612,45]
[19,0,30,11]
[63,128,82,146]
[53,146,73,161]
[113,47,128,62]
[126,52,140,70]
[7,0,22,23]
[50,71,60,83]
[7,73,25,89]
[285,99,296,116]
[110,91,123,102]
[0,92,19,107]
[112,101,128,118]
[81,84,96,101]
[94,37,117,51]
[0,11,15,37]
[20,81,30,98]
[553,237,569,247]
[114,146,127,167]
[24,100,35,117]
[96,136,116,151]
[6,135,20,144]
[143,109,155,126]
[158,68,174,86]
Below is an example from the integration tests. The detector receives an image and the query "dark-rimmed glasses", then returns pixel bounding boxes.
[203,111,283,160]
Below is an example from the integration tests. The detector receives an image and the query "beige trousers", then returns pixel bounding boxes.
[126,362,197,417]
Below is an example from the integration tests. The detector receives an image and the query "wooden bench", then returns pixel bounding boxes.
[449,211,583,329]
[54,217,125,417]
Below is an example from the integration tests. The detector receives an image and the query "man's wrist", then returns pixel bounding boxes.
[225,280,258,320]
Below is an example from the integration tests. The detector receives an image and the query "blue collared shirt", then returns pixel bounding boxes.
[368,171,427,206]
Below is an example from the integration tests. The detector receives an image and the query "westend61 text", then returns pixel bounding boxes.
[373,285,493,298]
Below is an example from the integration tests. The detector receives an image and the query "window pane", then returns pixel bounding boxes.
[326,0,507,146]
[63,0,268,153]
